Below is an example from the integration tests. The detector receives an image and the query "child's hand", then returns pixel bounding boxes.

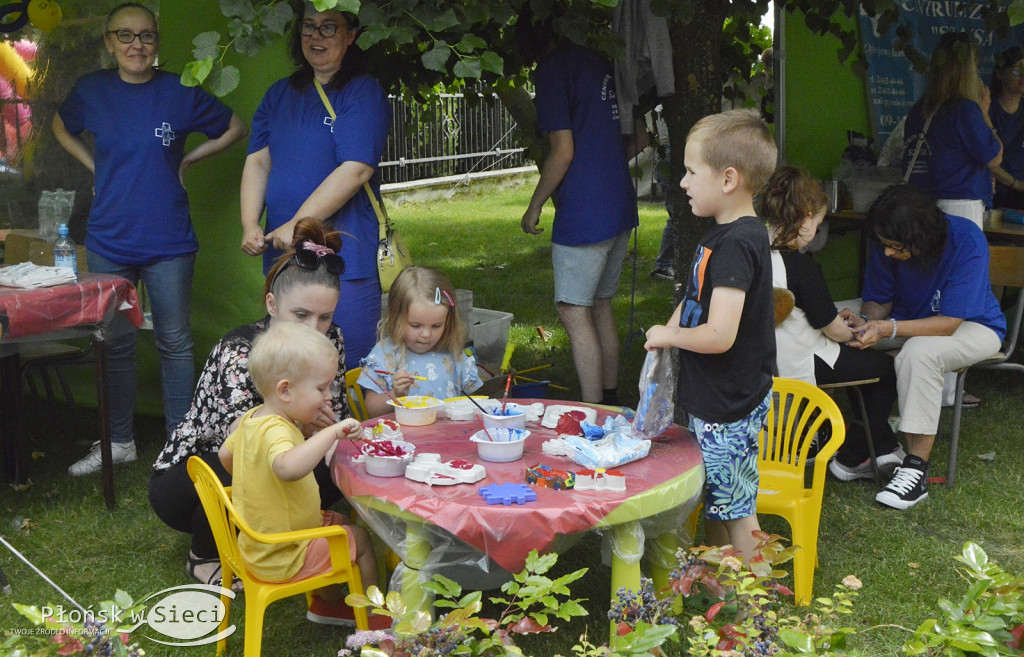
[839,308,866,329]
[644,325,672,351]
[392,370,415,397]
[334,418,363,440]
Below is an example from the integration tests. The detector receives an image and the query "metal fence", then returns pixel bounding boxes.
[0,93,529,182]
[380,92,528,184]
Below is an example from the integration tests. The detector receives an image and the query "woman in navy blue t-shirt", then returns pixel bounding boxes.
[52,2,246,477]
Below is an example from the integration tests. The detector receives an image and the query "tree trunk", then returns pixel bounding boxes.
[663,1,731,297]
[495,84,546,168]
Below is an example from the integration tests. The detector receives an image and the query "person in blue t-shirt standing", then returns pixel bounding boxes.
[239,2,391,371]
[844,185,1005,510]
[518,16,639,405]
[53,2,247,477]
[990,46,1024,209]
[903,32,1003,227]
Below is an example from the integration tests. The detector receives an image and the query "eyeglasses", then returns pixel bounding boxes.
[270,245,346,290]
[876,237,910,255]
[299,22,349,38]
[107,29,159,45]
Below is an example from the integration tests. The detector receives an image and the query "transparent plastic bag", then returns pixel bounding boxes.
[631,348,675,438]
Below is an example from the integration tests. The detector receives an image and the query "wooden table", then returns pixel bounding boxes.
[0,273,142,509]
[332,400,705,625]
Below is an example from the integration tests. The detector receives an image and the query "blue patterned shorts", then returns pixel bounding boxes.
[690,390,771,522]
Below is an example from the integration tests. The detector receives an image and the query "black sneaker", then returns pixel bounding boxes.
[876,457,928,509]
[650,266,675,280]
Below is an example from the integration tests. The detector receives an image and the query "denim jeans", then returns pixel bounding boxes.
[87,251,196,443]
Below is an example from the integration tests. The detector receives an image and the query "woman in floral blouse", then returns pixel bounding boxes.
[149,218,351,588]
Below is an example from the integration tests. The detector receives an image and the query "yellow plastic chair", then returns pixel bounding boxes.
[187,457,370,657]
[345,367,369,421]
[757,377,845,606]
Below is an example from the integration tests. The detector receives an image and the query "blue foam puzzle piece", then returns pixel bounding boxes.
[478,482,537,506]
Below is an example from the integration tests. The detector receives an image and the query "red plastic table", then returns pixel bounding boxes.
[332,400,705,619]
[0,273,142,509]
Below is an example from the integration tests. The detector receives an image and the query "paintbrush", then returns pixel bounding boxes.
[456,384,491,416]
[364,369,405,408]
[475,414,494,442]
[500,374,512,412]
[374,368,428,381]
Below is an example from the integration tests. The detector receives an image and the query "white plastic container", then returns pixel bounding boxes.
[468,308,513,363]
[363,440,416,477]
[470,428,529,462]
[387,396,443,426]
[478,403,527,430]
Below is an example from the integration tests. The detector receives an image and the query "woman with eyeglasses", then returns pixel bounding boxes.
[990,46,1024,209]
[240,0,391,371]
[842,185,1005,510]
[149,217,350,591]
[51,2,247,477]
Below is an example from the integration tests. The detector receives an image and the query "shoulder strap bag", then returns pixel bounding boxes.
[314,80,412,292]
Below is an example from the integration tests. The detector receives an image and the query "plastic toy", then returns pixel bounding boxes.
[541,404,597,429]
[478,483,537,506]
[574,467,626,492]
[405,453,486,486]
[525,464,575,490]
[369,418,403,442]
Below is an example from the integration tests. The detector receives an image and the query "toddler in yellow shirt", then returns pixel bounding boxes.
[219,321,386,628]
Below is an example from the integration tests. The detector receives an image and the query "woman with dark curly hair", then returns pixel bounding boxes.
[239,0,391,370]
[149,218,349,592]
[759,167,902,483]
[843,185,1005,510]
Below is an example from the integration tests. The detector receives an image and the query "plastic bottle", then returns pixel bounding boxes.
[54,223,77,277]
[37,191,57,241]
[1004,209,1024,225]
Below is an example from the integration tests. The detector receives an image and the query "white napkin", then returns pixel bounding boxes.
[0,262,77,288]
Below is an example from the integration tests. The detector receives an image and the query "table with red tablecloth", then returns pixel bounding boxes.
[0,273,142,509]
[332,400,705,617]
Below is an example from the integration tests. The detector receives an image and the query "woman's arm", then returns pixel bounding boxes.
[264,160,375,251]
[363,389,393,419]
[240,147,272,255]
[51,114,94,173]
[179,113,248,185]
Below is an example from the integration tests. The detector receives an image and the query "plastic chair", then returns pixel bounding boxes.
[186,457,370,657]
[947,245,1024,486]
[757,377,846,606]
[345,367,369,421]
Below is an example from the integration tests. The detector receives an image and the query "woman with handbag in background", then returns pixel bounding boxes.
[240,0,391,369]
[902,32,1002,228]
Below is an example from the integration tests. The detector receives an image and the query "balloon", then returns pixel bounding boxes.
[27,0,59,31]
[0,2,30,33]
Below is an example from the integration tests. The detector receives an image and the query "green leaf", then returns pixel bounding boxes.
[260,3,293,35]
[422,42,451,72]
[453,57,483,79]
[457,34,487,53]
[385,590,408,616]
[779,627,816,653]
[427,8,460,32]
[480,50,504,75]
[206,64,240,97]
[113,590,133,609]
[526,550,559,575]
[220,0,256,21]
[958,542,988,570]
[12,603,45,625]
[191,30,222,60]
[181,57,214,86]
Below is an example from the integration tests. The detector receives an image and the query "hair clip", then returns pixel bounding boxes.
[442,289,455,309]
[301,241,335,256]
[435,287,441,305]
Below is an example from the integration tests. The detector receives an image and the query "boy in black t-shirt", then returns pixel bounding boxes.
[644,109,777,559]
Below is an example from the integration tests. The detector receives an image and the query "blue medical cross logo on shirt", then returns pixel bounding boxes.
[155,122,176,146]
[323,116,335,133]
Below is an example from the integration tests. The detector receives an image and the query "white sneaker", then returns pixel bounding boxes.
[68,440,137,476]
[828,446,906,482]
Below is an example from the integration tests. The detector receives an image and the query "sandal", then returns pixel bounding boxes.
[186,555,243,593]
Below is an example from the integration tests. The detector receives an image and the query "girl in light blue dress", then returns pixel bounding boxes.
[358,267,481,417]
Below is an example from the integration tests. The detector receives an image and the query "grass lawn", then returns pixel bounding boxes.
[1,178,1023,656]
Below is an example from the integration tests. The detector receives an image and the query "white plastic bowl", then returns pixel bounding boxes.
[387,396,443,426]
[478,403,527,430]
[470,428,529,462]
[364,440,416,477]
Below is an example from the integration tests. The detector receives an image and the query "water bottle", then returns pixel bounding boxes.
[38,191,57,242]
[1004,209,1024,225]
[54,223,77,277]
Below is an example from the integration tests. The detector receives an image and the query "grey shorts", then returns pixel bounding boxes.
[552,229,632,306]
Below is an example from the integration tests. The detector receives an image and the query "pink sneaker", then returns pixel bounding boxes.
[306,596,391,630]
